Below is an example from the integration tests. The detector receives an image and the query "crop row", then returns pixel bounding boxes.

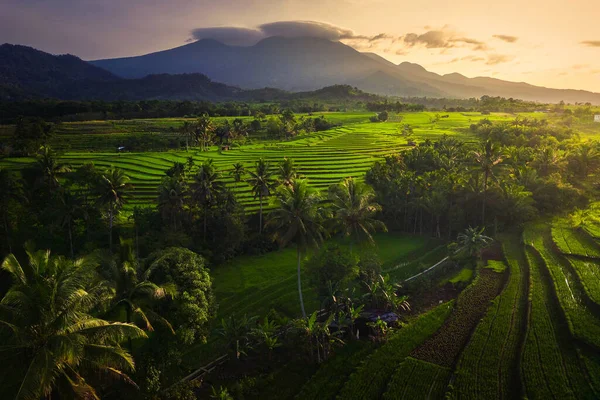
[336,301,454,400]
[551,218,600,259]
[523,223,600,350]
[295,341,375,400]
[382,357,451,400]
[521,240,594,399]
[452,235,527,399]
[565,257,600,307]
[410,264,505,367]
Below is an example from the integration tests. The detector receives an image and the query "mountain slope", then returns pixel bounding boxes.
[92,37,446,96]
[0,43,118,99]
[92,37,600,104]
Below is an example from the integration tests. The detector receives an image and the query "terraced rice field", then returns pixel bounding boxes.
[0,111,524,213]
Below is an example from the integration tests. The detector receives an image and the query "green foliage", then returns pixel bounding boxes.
[296,341,374,400]
[0,248,146,399]
[452,236,526,399]
[521,237,595,399]
[148,247,216,345]
[383,357,451,400]
[411,265,504,367]
[524,223,600,350]
[306,243,358,297]
[336,301,453,400]
[11,117,54,155]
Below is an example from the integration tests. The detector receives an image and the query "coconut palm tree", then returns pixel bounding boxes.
[157,176,188,230]
[54,189,86,258]
[328,177,387,249]
[278,157,300,187]
[195,113,214,152]
[455,227,492,260]
[267,181,328,318]
[100,239,174,335]
[0,168,25,253]
[0,248,146,399]
[179,121,195,151]
[36,145,70,191]
[95,167,131,252]
[192,159,224,240]
[473,140,503,226]
[247,158,276,234]
[229,162,246,189]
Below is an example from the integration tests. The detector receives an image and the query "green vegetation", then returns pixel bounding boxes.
[336,302,454,400]
[383,357,451,400]
[410,263,505,367]
[452,237,526,399]
[3,103,600,399]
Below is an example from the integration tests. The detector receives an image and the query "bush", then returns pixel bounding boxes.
[147,247,216,345]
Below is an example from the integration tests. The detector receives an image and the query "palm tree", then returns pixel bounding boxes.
[568,142,600,178]
[421,188,448,238]
[95,167,131,252]
[36,146,70,190]
[54,189,86,258]
[192,159,224,240]
[0,168,25,253]
[278,157,299,187]
[230,162,246,189]
[455,227,492,260]
[473,140,503,226]
[328,177,387,249]
[157,176,188,230]
[247,158,275,234]
[0,248,146,399]
[179,121,195,151]
[267,181,328,318]
[532,146,563,177]
[100,239,174,335]
[195,113,214,152]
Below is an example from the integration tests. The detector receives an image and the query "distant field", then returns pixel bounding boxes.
[2,111,598,212]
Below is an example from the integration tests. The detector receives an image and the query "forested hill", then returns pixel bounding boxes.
[0,44,386,103]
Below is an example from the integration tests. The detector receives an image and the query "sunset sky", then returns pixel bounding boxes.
[2,0,599,92]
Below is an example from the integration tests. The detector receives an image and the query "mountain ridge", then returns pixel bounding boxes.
[2,40,600,104]
[90,36,600,103]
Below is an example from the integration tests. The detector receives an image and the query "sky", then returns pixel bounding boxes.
[2,0,599,92]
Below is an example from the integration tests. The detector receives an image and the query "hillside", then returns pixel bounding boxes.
[92,37,600,104]
[0,43,118,99]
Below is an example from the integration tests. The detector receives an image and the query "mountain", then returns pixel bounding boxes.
[92,37,600,104]
[0,44,384,103]
[0,43,119,99]
[93,36,444,95]
[0,44,256,101]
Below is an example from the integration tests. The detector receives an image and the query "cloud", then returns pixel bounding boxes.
[572,64,589,70]
[493,34,519,43]
[462,55,485,62]
[581,40,600,47]
[190,20,390,46]
[259,20,359,40]
[190,27,264,46]
[486,54,514,65]
[402,29,488,51]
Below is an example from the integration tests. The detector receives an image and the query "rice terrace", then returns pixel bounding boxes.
[2,1,600,399]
